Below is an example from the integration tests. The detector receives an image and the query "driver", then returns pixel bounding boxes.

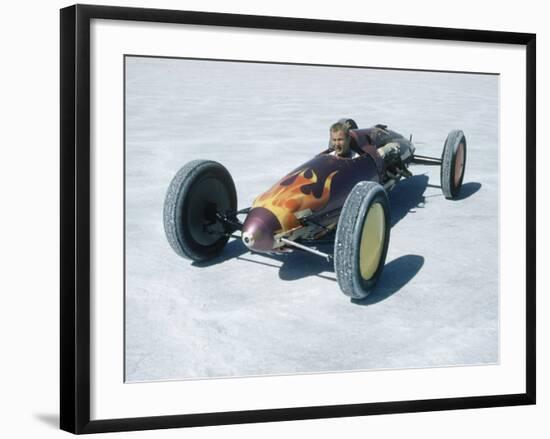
[328,120,411,166]
[329,122,354,158]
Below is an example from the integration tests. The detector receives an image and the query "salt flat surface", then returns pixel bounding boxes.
[124,57,499,381]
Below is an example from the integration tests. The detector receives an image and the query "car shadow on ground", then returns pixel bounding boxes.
[351,254,425,305]
[389,175,481,222]
[238,252,424,305]
[453,182,482,200]
[236,247,336,282]
[191,239,249,267]
[276,248,336,282]
[388,174,429,227]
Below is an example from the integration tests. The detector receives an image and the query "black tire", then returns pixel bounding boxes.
[163,160,237,262]
[334,181,391,299]
[441,130,467,199]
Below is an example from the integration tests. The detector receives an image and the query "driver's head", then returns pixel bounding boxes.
[329,122,351,157]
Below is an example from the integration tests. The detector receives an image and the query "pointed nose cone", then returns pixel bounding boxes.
[242,207,282,252]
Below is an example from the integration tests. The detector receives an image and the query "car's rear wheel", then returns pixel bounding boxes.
[441,130,467,199]
[163,160,237,262]
[334,181,391,299]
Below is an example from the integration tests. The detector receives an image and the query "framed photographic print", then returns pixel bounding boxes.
[60,4,536,434]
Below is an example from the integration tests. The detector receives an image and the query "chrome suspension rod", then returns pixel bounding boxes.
[279,237,332,261]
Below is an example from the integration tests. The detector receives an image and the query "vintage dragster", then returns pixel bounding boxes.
[163,120,467,299]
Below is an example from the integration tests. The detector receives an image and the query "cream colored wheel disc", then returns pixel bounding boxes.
[359,203,386,280]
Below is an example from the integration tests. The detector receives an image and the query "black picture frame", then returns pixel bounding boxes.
[60,4,536,434]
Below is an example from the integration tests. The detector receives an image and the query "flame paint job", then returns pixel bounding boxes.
[252,167,339,232]
[239,126,405,252]
[242,150,381,252]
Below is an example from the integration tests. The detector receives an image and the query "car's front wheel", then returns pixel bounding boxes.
[334,181,391,300]
[163,160,237,262]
